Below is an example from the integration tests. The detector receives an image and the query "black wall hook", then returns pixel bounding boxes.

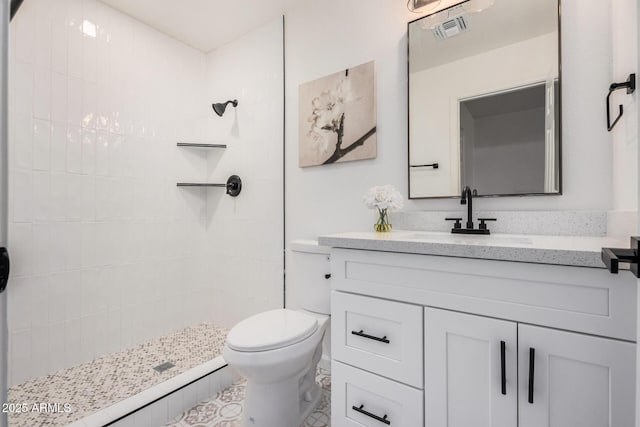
[607,73,636,131]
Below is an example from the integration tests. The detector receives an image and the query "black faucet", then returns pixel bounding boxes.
[445,186,496,234]
[461,186,475,230]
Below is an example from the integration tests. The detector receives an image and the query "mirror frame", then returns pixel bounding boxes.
[407,0,563,200]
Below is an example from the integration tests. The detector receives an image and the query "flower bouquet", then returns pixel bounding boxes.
[363,185,404,232]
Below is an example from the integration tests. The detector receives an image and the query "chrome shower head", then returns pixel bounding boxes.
[212,99,238,117]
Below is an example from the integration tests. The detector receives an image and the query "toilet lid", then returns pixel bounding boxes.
[226,309,318,352]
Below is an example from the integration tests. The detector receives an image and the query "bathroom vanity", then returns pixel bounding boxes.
[320,231,637,427]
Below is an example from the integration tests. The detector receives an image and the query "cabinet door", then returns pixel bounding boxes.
[519,324,635,427]
[425,308,517,427]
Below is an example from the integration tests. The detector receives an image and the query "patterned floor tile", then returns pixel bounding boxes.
[166,368,331,427]
[8,323,228,427]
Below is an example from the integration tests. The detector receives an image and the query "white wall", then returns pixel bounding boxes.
[610,0,638,212]
[203,18,284,329]
[284,0,629,248]
[7,0,211,385]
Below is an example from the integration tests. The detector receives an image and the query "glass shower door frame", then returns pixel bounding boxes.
[0,0,8,426]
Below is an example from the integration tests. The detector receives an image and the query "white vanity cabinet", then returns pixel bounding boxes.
[425,308,635,427]
[329,248,637,427]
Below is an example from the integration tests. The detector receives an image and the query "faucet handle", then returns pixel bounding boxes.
[445,217,463,229]
[478,218,497,230]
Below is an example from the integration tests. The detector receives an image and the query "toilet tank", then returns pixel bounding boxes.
[289,240,331,314]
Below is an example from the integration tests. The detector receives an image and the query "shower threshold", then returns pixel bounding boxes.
[8,323,229,427]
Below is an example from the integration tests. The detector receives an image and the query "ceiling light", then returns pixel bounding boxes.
[407,0,443,13]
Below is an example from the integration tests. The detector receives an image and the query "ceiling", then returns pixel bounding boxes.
[98,0,298,53]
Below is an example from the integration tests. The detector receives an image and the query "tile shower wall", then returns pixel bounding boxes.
[7,0,211,385]
[203,18,284,329]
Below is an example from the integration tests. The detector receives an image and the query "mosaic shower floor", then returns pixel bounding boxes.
[166,368,331,427]
[8,323,228,427]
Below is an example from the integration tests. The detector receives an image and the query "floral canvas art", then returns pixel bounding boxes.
[298,61,377,167]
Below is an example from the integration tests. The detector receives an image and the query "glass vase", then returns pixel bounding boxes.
[374,208,392,232]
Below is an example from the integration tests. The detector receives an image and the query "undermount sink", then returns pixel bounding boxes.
[401,232,533,245]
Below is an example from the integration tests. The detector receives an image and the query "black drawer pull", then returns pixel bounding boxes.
[351,330,390,344]
[352,404,391,425]
[528,347,535,404]
[500,340,506,395]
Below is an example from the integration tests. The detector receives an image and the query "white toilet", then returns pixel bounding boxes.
[222,240,331,427]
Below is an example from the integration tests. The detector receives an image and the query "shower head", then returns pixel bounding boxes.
[212,99,238,117]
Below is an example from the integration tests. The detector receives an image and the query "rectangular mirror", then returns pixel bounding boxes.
[408,0,561,199]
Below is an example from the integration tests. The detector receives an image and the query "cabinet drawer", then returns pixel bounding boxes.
[332,291,423,387]
[332,360,423,427]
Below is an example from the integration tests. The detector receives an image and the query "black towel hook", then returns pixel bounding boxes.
[607,73,636,131]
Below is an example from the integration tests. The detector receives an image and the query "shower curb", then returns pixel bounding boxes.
[67,356,233,427]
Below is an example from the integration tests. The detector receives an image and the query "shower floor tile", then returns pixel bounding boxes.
[166,367,331,427]
[8,323,228,427]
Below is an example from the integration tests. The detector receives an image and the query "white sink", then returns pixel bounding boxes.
[401,232,533,245]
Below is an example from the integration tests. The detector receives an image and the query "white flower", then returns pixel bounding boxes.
[362,185,404,211]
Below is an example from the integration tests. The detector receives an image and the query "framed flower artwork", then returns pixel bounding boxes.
[298,61,377,167]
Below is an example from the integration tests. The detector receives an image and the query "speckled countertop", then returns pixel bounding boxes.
[318,230,629,268]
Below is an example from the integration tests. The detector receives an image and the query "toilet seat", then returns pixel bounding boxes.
[226,309,318,352]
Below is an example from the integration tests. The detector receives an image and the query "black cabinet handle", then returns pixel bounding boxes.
[500,341,506,395]
[351,330,390,344]
[324,274,331,279]
[528,347,535,404]
[352,404,391,425]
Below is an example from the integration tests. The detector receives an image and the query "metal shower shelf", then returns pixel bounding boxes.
[177,175,242,197]
[177,143,227,149]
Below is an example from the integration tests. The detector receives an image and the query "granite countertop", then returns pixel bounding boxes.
[318,230,629,268]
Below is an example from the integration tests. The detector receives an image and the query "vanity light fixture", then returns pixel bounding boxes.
[212,99,238,117]
[407,0,442,13]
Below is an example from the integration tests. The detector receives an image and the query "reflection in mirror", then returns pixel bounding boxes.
[408,0,560,199]
[460,81,560,195]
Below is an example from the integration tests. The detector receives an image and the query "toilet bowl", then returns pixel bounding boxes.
[222,240,331,427]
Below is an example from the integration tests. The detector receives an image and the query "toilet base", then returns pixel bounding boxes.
[242,377,322,427]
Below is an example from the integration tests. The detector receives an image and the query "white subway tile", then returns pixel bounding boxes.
[66,124,82,173]
[81,129,95,174]
[48,273,68,324]
[51,4,68,75]
[8,276,32,331]
[49,172,67,221]
[65,173,82,220]
[51,72,68,124]
[33,67,51,120]
[13,61,34,118]
[32,171,51,222]
[67,76,83,126]
[82,81,97,129]
[64,270,82,321]
[95,131,109,176]
[32,224,54,275]
[13,169,34,222]
[31,325,49,378]
[48,321,66,374]
[13,114,33,170]
[50,123,67,172]
[79,314,96,362]
[11,329,32,386]
[33,0,53,69]
[32,118,51,171]
[67,3,83,78]
[64,318,82,366]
